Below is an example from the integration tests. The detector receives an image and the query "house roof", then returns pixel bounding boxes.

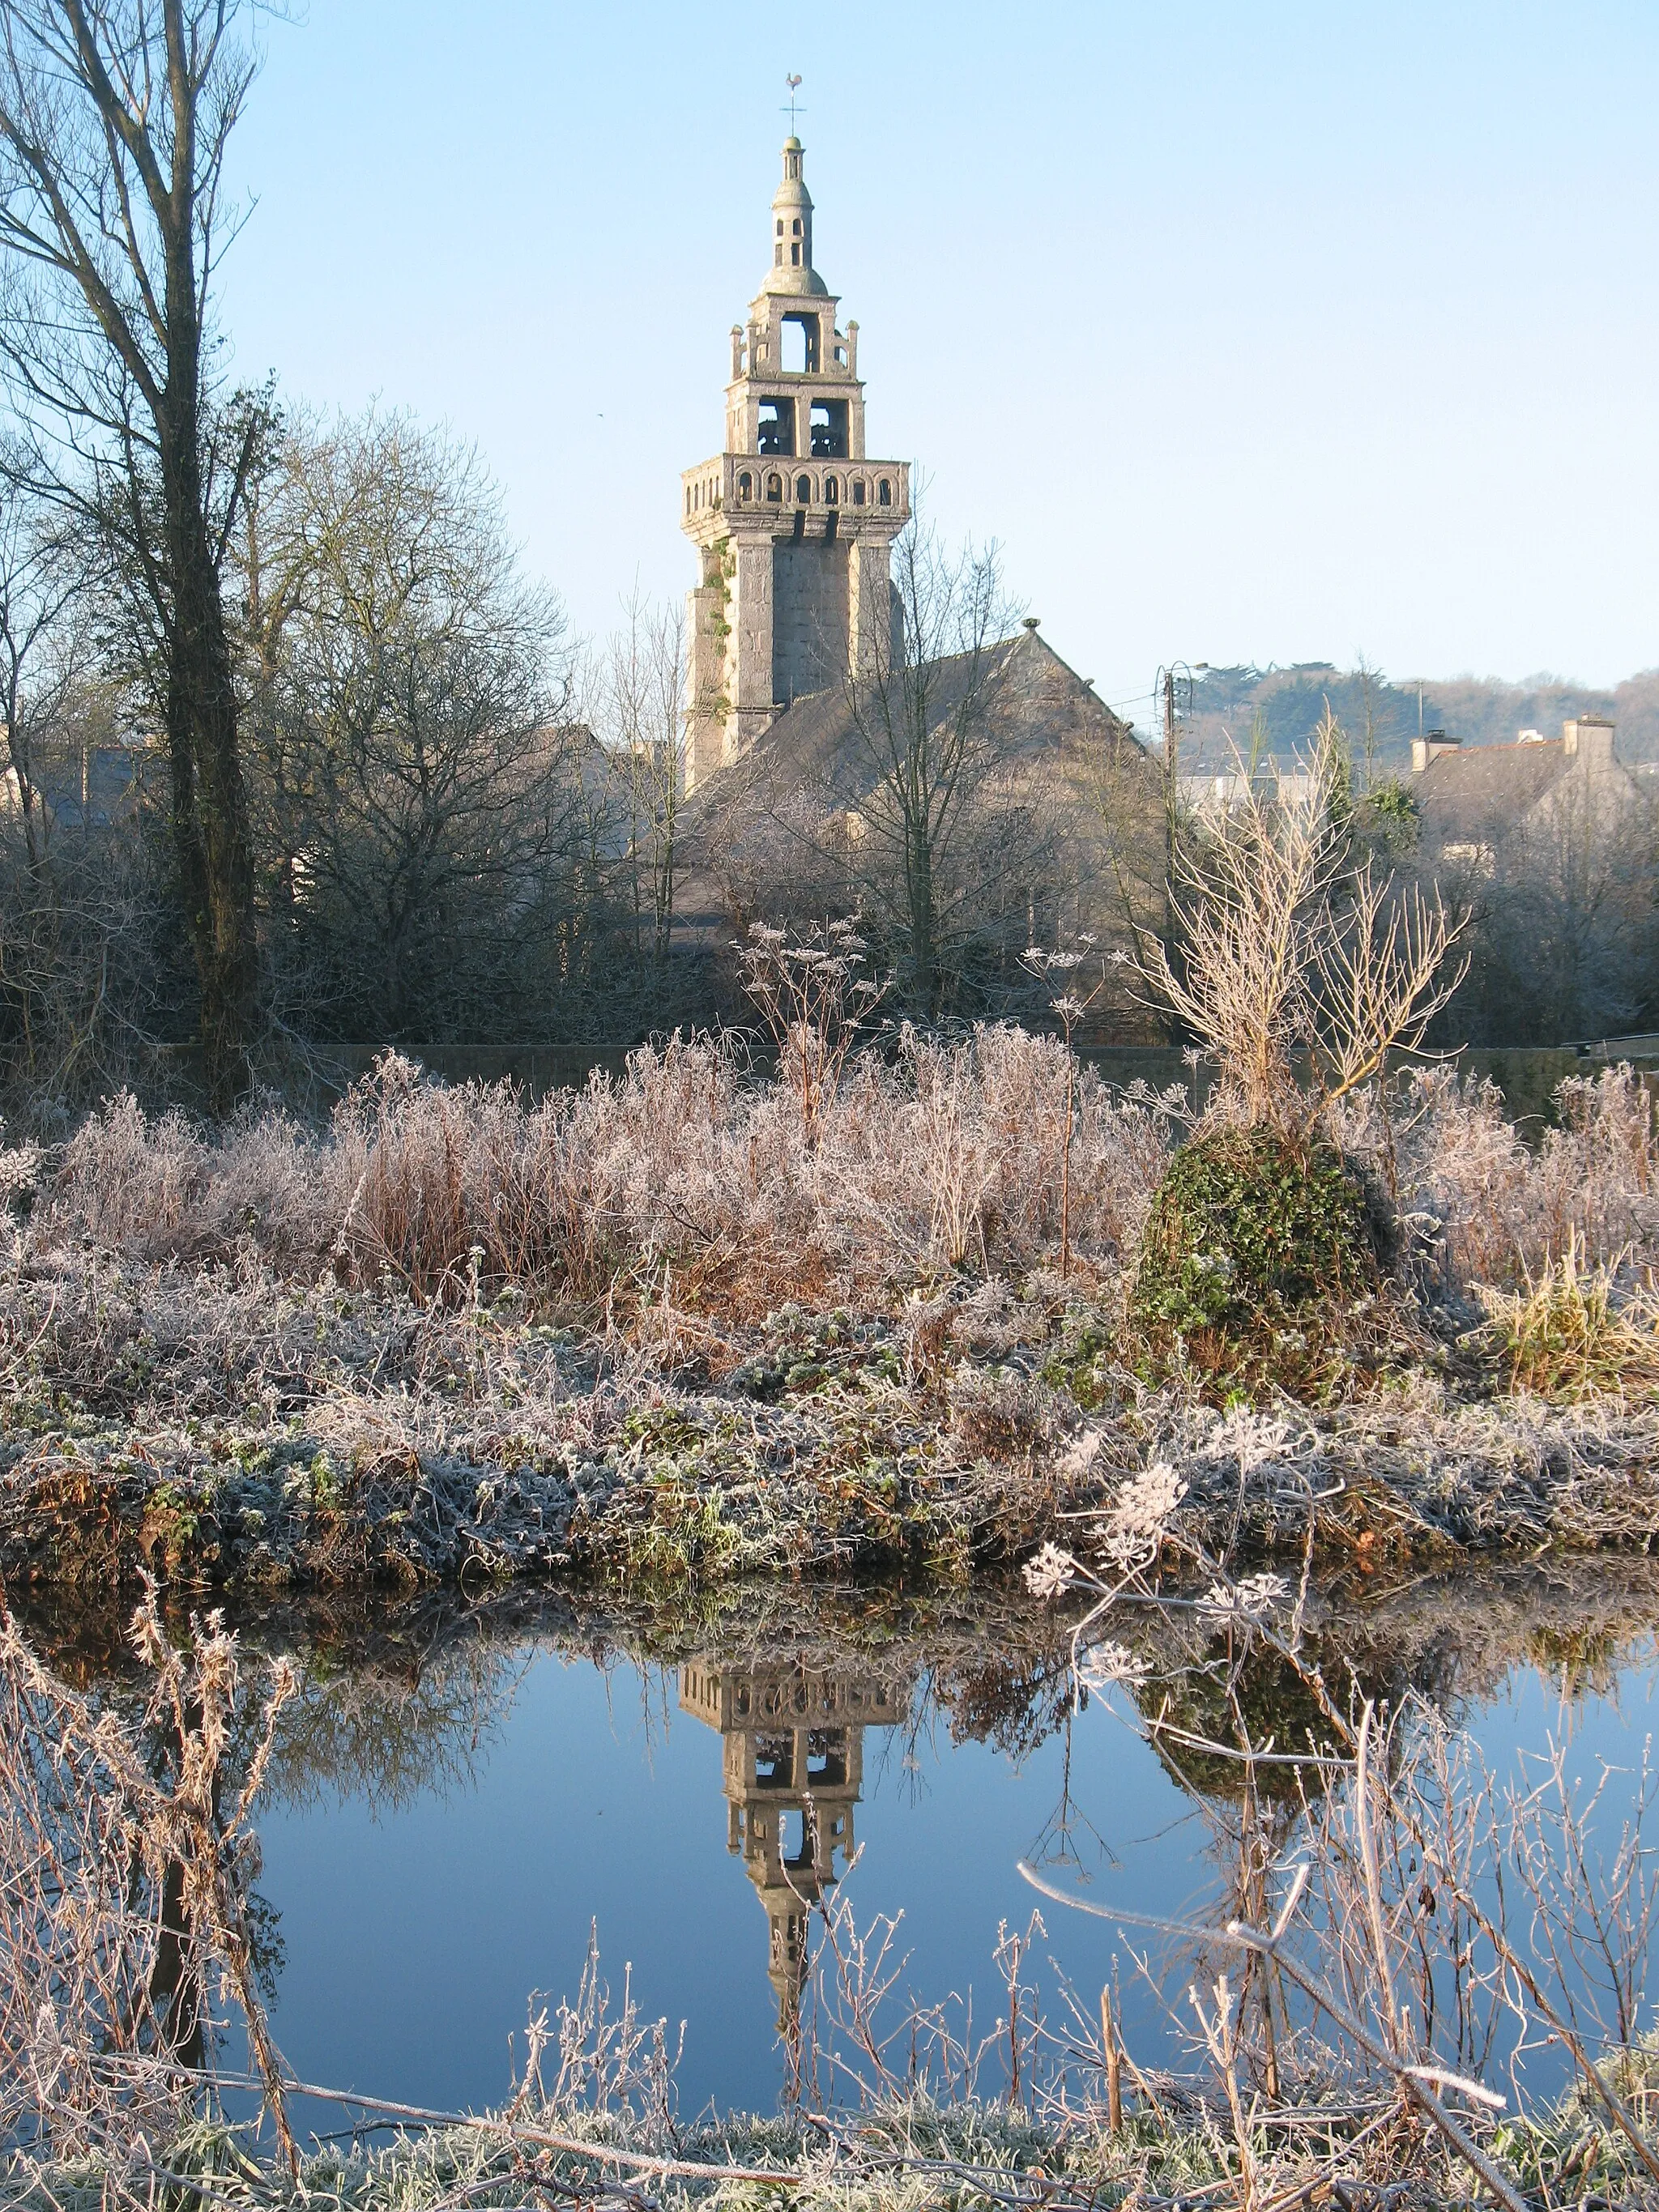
[1414,737,1576,842]
[692,626,1139,820]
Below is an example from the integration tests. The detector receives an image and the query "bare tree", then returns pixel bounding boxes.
[1082,705,1170,1034]
[835,514,1028,1016]
[1133,710,1468,1133]
[0,469,174,1109]
[0,470,90,869]
[1427,773,1659,1046]
[586,588,685,973]
[0,0,267,1107]
[241,408,586,1045]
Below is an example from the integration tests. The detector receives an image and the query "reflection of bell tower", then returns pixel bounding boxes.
[680,138,912,794]
[679,1658,909,2031]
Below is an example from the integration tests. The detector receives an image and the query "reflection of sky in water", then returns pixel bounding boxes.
[241,1630,1659,2122]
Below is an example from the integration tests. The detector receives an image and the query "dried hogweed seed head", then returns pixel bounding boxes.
[1077,1639,1149,1691]
[1197,1572,1290,1626]
[1023,1541,1077,1600]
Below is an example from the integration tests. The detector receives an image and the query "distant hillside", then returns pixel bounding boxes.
[1167,663,1659,774]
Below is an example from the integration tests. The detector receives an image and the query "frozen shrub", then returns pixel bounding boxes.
[1074,1076,1192,1262]
[1344,1063,1659,1296]
[736,918,883,1138]
[45,1094,335,1265]
[947,1365,1066,1458]
[852,1027,1029,1273]
[1131,708,1465,1136]
[1533,1066,1659,1265]
[817,1025,1181,1284]
[1132,1126,1386,1390]
[47,1093,211,1256]
[66,1037,1641,1332]
[0,1120,40,1211]
[1384,1068,1533,1291]
[1485,1230,1659,1401]
[331,1060,513,1298]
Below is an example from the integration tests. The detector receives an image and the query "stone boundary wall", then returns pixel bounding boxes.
[1073,1044,1659,1128]
[287,1038,1659,1129]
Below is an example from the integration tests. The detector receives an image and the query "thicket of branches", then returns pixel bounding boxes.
[0,407,724,1119]
[1128,708,1469,1137]
[241,408,587,1048]
[1417,766,1659,1046]
[0,11,1639,1120]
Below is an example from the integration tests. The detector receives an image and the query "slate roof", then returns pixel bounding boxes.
[32,743,147,830]
[690,626,1139,822]
[1414,738,1576,844]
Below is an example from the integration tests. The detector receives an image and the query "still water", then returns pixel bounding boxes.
[30,1571,1659,2121]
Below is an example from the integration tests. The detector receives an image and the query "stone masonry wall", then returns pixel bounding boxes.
[772,535,850,705]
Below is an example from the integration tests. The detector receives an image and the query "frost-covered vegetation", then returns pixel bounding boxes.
[0,731,1653,1596]
[0,1022,1654,1596]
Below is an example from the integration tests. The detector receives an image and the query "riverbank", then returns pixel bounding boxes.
[12,2071,1659,2212]
[2,1247,1657,1599]
[0,1040,1655,1599]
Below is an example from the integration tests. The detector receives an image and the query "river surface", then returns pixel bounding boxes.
[24,1570,1659,2125]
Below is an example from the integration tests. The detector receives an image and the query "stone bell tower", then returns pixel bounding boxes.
[680,138,911,793]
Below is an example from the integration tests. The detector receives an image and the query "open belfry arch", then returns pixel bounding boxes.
[680,137,911,793]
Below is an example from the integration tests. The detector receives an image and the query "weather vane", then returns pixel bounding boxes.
[783,73,804,131]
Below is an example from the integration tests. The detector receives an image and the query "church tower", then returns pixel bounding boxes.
[680,138,911,792]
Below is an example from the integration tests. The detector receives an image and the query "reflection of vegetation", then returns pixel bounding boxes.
[262,1641,526,1817]
[15,1562,1659,2210]
[21,1561,1659,1831]
[1166,1587,1510,1802]
[1128,1632,1399,1804]
[929,1643,1076,1763]
[1521,1618,1649,1703]
[1094,1566,1659,1812]
[7,1596,531,1818]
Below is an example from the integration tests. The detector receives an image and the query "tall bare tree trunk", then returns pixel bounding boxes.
[164,391,256,1103]
[0,0,266,1108]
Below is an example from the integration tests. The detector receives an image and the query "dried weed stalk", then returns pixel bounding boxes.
[737,919,886,1141]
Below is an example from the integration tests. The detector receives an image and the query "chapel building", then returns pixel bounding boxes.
[672,134,1162,1035]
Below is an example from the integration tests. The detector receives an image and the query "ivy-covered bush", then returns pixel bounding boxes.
[1132,1127,1389,1390]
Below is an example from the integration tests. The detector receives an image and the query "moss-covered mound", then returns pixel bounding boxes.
[1132,1125,1387,1392]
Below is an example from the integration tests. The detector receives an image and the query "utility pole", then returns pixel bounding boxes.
[1163,667,1179,784]
[1154,662,1205,1016]
[1162,667,1179,975]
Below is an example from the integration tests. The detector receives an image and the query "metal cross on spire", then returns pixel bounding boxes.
[782,73,804,130]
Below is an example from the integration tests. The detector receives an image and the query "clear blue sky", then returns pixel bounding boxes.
[221,1,1659,730]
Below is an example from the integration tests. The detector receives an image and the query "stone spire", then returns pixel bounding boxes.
[680,137,911,793]
[766,137,826,296]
